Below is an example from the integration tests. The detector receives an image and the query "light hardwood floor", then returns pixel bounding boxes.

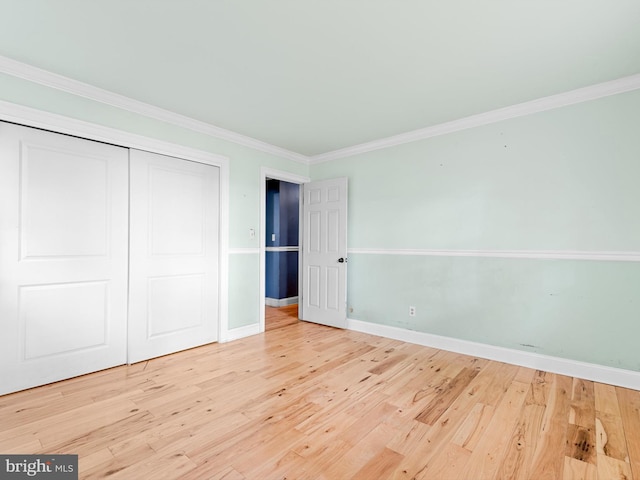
[266,304,299,331]
[1,317,640,479]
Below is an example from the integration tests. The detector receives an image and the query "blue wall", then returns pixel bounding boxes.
[265,180,300,300]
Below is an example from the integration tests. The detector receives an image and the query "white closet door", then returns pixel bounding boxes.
[128,149,219,363]
[0,122,129,396]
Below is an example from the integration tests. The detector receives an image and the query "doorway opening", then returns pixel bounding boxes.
[265,178,300,330]
[259,168,310,333]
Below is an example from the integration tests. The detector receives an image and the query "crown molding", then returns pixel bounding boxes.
[311,73,640,163]
[0,55,310,164]
[4,55,639,165]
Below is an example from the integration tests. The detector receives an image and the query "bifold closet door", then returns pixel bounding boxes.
[128,149,220,364]
[0,122,129,396]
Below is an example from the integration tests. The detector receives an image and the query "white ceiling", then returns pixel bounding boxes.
[1,0,639,157]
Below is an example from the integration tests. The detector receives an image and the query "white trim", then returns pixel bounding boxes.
[0,55,309,164]
[260,168,310,335]
[347,248,640,262]
[0,101,224,165]
[311,73,640,163]
[0,99,231,350]
[218,155,230,346]
[265,296,299,307]
[266,246,299,252]
[221,323,261,343]
[5,55,640,165]
[229,247,260,255]
[347,319,640,391]
[264,169,312,185]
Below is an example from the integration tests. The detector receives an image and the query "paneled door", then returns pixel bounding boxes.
[128,149,220,363]
[0,122,129,396]
[301,177,348,328]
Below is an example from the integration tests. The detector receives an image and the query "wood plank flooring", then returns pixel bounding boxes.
[1,317,640,479]
[266,304,299,331]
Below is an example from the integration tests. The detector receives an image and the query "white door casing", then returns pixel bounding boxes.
[0,122,129,396]
[258,168,310,333]
[128,149,220,364]
[301,177,348,328]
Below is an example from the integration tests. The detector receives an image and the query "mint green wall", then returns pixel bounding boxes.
[311,89,640,371]
[4,72,640,368]
[0,73,308,331]
[228,254,260,329]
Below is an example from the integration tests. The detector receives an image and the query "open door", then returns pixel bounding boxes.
[301,177,348,328]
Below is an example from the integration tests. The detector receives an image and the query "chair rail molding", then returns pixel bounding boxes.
[347,248,640,262]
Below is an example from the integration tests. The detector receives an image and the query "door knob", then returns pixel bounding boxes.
[337,257,347,263]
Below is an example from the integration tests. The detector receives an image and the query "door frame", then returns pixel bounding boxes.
[259,167,310,333]
[0,100,231,342]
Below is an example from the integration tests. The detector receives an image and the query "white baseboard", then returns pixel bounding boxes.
[222,323,261,343]
[265,296,299,307]
[347,318,640,391]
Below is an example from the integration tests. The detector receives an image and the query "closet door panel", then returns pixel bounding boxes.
[128,149,219,364]
[0,122,129,395]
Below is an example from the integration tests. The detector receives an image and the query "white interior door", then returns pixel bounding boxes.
[0,122,129,396]
[301,177,348,328]
[128,149,220,363]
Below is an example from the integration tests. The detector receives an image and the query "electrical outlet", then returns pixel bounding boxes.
[409,306,416,317]
[249,228,255,239]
